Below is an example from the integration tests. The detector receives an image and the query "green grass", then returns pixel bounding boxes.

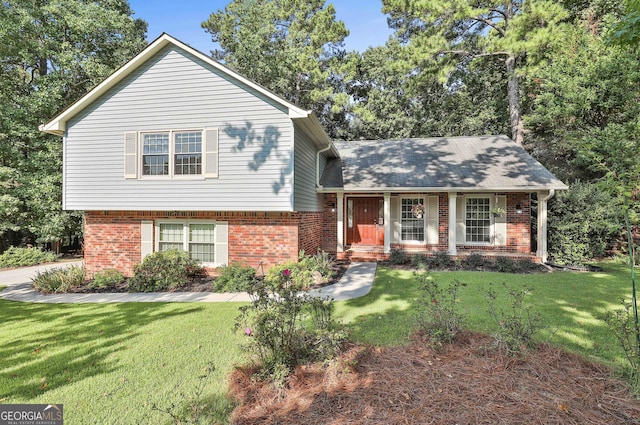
[335,263,636,366]
[1,262,637,423]
[0,301,245,424]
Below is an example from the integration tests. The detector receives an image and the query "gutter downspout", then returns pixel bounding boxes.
[538,189,555,263]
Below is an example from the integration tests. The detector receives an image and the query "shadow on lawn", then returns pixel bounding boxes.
[0,301,203,400]
[337,264,633,361]
[336,267,422,346]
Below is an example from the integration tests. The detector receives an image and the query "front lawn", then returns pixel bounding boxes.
[0,262,637,423]
[336,263,635,366]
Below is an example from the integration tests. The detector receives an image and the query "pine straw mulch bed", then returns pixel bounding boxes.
[229,332,640,425]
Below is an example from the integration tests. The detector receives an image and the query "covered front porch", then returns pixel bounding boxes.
[326,191,555,264]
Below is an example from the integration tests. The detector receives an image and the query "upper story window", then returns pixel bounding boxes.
[125,128,217,180]
[141,131,202,177]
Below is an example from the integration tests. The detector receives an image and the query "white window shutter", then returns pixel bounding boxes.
[427,196,439,245]
[203,128,219,178]
[141,221,154,259]
[124,132,138,179]
[215,221,228,266]
[494,196,507,246]
[456,196,465,244]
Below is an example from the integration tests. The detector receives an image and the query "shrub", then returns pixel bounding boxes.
[517,258,536,272]
[32,265,85,293]
[129,250,205,292]
[214,263,257,292]
[494,256,516,273]
[428,250,452,269]
[464,253,485,269]
[264,260,313,291]
[236,268,347,385]
[415,271,464,349]
[0,247,59,268]
[89,269,125,290]
[410,254,428,269]
[388,248,407,265]
[486,283,543,356]
[603,299,640,390]
[548,181,622,265]
[298,250,335,280]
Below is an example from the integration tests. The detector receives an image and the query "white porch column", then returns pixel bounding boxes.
[537,190,554,263]
[383,192,391,254]
[336,192,344,253]
[448,192,457,255]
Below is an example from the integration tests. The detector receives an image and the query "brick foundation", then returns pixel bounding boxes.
[84,210,324,277]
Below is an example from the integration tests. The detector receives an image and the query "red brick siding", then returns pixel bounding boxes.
[84,210,325,277]
[321,194,338,254]
[299,211,323,256]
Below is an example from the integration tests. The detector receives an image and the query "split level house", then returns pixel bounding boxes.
[41,34,567,277]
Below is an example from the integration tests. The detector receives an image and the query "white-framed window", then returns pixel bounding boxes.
[157,221,216,264]
[401,197,425,242]
[465,197,491,243]
[124,128,218,180]
[141,130,202,177]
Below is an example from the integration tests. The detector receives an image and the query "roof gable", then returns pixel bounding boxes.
[40,33,320,136]
[321,135,567,192]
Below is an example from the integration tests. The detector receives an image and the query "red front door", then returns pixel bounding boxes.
[347,197,384,246]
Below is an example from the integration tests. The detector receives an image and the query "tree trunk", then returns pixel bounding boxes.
[506,55,524,146]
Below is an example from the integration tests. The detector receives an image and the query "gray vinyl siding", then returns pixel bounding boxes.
[293,122,322,211]
[64,45,294,211]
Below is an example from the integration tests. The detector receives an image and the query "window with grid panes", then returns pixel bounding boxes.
[401,197,425,242]
[141,130,202,177]
[157,222,215,264]
[465,197,491,243]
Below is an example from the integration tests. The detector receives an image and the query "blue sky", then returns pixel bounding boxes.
[128,0,393,54]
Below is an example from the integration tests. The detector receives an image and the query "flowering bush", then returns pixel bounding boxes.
[235,267,347,385]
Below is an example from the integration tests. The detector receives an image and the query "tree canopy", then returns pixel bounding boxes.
[0,0,147,249]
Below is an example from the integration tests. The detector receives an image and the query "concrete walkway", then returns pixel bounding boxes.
[0,261,376,304]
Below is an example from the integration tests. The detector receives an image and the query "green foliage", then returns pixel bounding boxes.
[298,250,335,281]
[264,260,314,291]
[410,254,429,269]
[214,263,257,293]
[603,299,640,376]
[388,248,408,265]
[129,250,206,293]
[89,269,125,290]
[0,246,58,267]
[415,272,464,349]
[0,0,146,248]
[486,283,544,356]
[31,265,85,294]
[428,250,452,269]
[382,0,570,145]
[236,270,347,385]
[202,0,349,138]
[548,181,623,264]
[494,257,516,273]
[464,253,485,269]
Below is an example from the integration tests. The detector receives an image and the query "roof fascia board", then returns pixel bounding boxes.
[316,185,569,193]
[41,33,310,135]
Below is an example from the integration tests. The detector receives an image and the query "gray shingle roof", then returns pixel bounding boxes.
[319,135,567,192]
